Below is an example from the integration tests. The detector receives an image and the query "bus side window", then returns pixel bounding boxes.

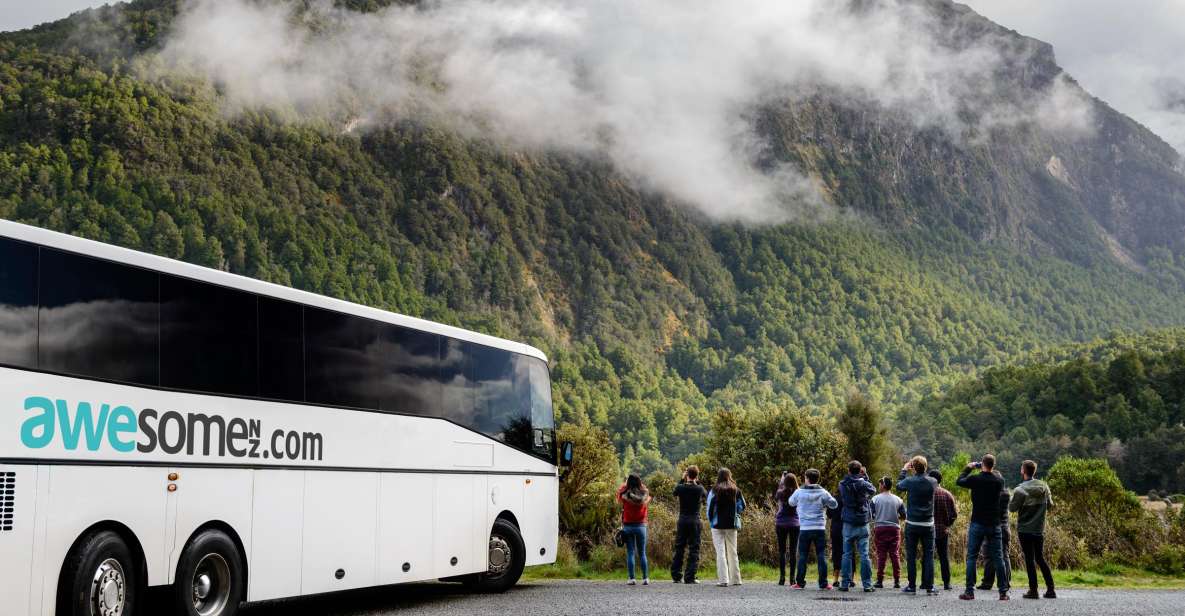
[38,248,160,385]
[0,237,38,368]
[259,297,305,402]
[160,274,259,396]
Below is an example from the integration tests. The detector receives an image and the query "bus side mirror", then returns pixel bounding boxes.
[559,441,574,467]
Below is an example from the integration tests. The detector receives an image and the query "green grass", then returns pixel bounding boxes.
[523,561,1185,589]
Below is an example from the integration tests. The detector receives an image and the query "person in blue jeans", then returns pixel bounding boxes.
[789,468,838,589]
[956,455,1011,600]
[617,474,652,585]
[838,461,877,592]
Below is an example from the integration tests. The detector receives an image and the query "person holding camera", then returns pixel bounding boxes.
[897,456,939,596]
[956,454,1011,601]
[774,471,801,586]
[789,468,838,590]
[671,465,707,584]
[838,460,877,592]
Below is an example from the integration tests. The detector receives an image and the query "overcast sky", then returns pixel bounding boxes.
[1,0,1182,155]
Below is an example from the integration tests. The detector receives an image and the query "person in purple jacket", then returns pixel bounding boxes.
[774,471,801,585]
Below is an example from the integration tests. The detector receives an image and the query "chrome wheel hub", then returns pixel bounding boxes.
[191,553,231,616]
[90,558,126,616]
[488,536,512,577]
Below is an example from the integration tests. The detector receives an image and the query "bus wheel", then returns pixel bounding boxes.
[469,518,526,593]
[58,530,139,616]
[174,530,244,616]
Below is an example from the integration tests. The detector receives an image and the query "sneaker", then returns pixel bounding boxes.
[685,579,699,585]
[894,583,902,589]
[778,578,786,586]
[959,592,975,601]
[926,589,940,596]
[642,579,650,586]
[790,584,806,590]
[976,585,992,591]
[1045,590,1058,599]
[874,581,884,589]
[732,582,743,586]
[717,582,729,587]
[999,593,1011,601]
[838,585,850,592]
[902,586,917,594]
[944,584,953,591]
[864,587,876,593]
[821,584,834,591]
[627,579,636,586]
[672,579,682,584]
[1023,590,1039,599]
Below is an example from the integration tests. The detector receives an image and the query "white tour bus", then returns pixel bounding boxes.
[0,220,572,616]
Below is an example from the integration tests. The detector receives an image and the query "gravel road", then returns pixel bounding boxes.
[236,580,1185,615]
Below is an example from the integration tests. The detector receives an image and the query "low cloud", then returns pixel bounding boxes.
[154,0,1094,222]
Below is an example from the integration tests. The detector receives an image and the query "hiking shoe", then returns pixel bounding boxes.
[1023,591,1040,600]
[959,592,975,601]
[1045,590,1057,599]
[902,586,917,594]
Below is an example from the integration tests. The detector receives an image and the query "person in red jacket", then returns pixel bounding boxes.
[617,474,652,585]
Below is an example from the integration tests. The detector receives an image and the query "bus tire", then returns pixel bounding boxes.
[469,518,526,593]
[173,529,245,616]
[57,529,139,616]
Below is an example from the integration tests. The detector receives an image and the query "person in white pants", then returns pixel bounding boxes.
[706,468,746,586]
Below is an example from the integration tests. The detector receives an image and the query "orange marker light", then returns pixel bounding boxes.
[168,473,179,481]
[525,479,532,485]
[167,484,177,492]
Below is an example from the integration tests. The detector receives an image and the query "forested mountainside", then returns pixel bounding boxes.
[3,0,1185,474]
[898,329,1185,494]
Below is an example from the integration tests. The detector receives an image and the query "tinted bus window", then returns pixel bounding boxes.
[0,238,37,368]
[440,337,472,426]
[38,249,159,385]
[161,275,258,396]
[528,357,556,461]
[470,343,531,445]
[378,325,441,415]
[259,297,304,402]
[305,308,386,410]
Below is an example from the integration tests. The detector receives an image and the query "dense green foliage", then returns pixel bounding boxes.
[899,330,1185,493]
[4,0,1185,478]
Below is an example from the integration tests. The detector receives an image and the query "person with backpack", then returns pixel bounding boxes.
[929,469,959,591]
[671,465,707,584]
[870,476,905,589]
[617,474,652,586]
[1009,460,1056,599]
[789,468,839,590]
[956,454,1011,601]
[838,461,877,593]
[774,472,801,586]
[707,468,746,587]
[897,456,940,596]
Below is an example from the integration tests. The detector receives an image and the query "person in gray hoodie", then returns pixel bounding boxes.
[789,468,839,590]
[897,456,939,595]
[1010,460,1056,599]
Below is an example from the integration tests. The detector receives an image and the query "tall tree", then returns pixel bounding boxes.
[837,390,895,480]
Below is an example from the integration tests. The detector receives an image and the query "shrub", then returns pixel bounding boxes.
[1146,545,1185,576]
[1046,457,1148,558]
[558,423,621,557]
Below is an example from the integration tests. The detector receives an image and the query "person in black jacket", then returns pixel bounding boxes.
[671,465,707,584]
[956,454,1011,601]
[897,456,939,595]
[979,484,1012,591]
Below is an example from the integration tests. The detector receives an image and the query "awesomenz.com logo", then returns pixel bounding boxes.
[19,397,324,461]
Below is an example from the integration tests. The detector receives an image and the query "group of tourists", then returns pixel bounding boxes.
[615,454,1057,601]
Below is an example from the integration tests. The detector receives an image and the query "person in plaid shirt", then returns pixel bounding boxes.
[929,469,959,591]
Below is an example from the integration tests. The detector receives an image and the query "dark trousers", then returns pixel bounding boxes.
[671,517,701,582]
[776,525,799,583]
[903,524,936,591]
[1019,533,1055,593]
[966,522,1010,594]
[796,529,829,588]
[935,531,952,588]
[981,524,1012,589]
